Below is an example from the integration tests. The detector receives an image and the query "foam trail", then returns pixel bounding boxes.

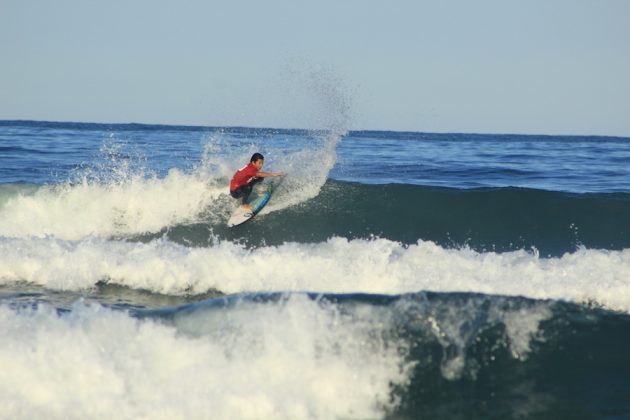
[0,297,408,419]
[1,236,630,312]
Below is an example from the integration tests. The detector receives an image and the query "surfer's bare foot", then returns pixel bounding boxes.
[240,204,252,211]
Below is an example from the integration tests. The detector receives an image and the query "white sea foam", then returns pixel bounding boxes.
[0,296,409,419]
[0,127,345,241]
[1,236,629,312]
[0,170,225,240]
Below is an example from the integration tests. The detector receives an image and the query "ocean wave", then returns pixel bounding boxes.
[208,181,630,256]
[2,179,629,255]
[0,172,224,239]
[0,297,407,419]
[1,235,629,313]
[0,126,345,241]
[2,291,629,419]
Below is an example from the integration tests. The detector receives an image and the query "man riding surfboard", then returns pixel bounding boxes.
[230,153,283,211]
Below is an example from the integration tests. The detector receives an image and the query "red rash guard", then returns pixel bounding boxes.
[230,163,259,191]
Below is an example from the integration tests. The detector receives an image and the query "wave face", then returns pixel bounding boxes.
[194,181,630,256]
[2,180,628,257]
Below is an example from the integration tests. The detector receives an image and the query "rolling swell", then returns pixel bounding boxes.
[160,180,630,257]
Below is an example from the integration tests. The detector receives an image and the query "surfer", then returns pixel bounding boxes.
[230,153,283,210]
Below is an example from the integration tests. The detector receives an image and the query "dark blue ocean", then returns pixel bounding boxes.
[1,120,630,419]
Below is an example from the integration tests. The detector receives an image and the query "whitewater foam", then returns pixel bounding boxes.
[0,125,346,241]
[1,236,629,312]
[0,170,224,240]
[0,296,408,419]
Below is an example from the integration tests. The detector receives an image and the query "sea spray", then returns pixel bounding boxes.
[196,65,352,213]
[2,235,630,313]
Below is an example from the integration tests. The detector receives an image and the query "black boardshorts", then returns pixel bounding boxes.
[230,178,263,204]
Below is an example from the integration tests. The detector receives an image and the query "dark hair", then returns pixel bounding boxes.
[250,153,264,163]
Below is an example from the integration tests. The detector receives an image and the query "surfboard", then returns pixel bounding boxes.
[227,182,274,227]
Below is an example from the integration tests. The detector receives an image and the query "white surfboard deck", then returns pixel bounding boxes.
[227,182,274,227]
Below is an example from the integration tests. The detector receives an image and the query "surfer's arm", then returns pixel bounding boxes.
[256,171,284,177]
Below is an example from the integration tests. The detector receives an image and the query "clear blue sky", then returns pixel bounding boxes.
[1,0,629,135]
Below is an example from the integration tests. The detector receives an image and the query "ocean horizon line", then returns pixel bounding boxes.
[2,118,628,140]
